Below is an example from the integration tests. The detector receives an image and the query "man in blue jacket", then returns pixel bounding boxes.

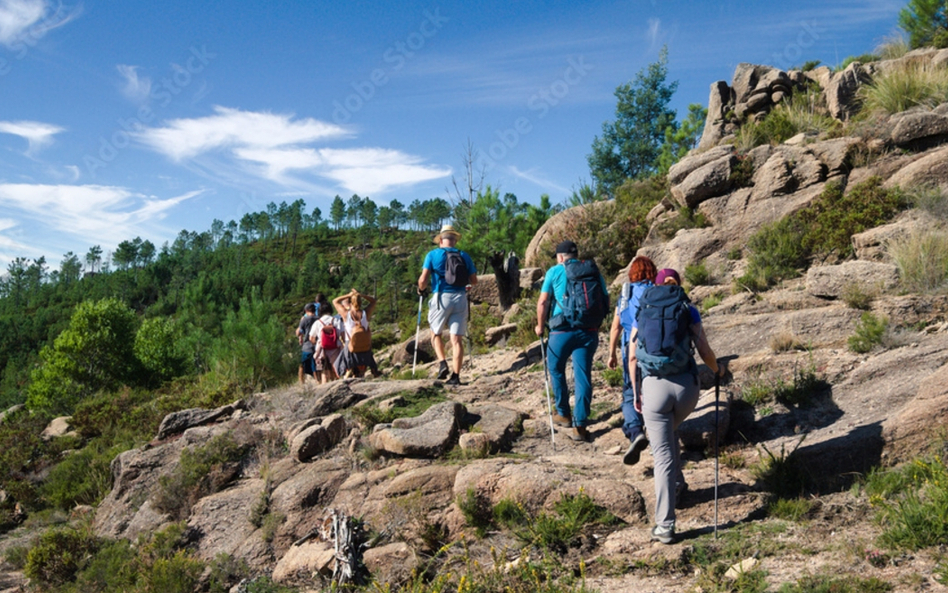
[417,224,478,385]
[534,240,608,442]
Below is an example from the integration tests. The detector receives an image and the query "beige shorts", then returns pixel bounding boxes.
[428,291,468,336]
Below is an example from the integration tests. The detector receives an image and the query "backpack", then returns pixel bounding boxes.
[553,259,609,330]
[619,280,653,338]
[319,318,340,350]
[635,284,696,377]
[347,312,372,353]
[442,248,470,288]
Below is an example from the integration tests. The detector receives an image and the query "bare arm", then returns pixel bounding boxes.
[417,268,431,294]
[362,293,377,320]
[534,291,551,336]
[607,311,622,369]
[692,323,721,375]
[469,272,478,286]
[331,294,348,317]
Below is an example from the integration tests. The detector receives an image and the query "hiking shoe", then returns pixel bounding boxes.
[551,414,572,428]
[623,432,649,466]
[437,360,450,380]
[445,373,461,386]
[650,524,675,544]
[568,426,590,442]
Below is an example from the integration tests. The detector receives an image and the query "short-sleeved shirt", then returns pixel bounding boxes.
[540,259,609,319]
[423,247,477,293]
[298,313,317,353]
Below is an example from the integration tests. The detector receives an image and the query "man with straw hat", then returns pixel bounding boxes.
[417,224,478,385]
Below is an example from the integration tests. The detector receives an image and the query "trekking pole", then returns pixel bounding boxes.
[466,285,474,371]
[412,293,423,378]
[539,333,556,452]
[714,372,720,539]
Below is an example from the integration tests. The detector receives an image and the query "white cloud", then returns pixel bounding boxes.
[647,18,662,46]
[0,120,64,154]
[0,0,78,47]
[138,107,451,196]
[117,64,152,103]
[508,166,570,196]
[136,106,351,161]
[0,183,202,248]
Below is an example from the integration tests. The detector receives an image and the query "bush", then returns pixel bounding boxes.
[684,261,712,286]
[864,453,948,550]
[348,386,446,431]
[848,312,888,353]
[26,298,139,415]
[493,490,619,554]
[24,527,99,587]
[134,317,190,384]
[41,440,129,509]
[752,437,810,500]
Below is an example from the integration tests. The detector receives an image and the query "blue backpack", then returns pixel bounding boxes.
[618,280,652,347]
[552,259,609,330]
[635,284,696,377]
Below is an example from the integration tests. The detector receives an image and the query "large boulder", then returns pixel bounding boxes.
[363,542,420,587]
[822,62,873,120]
[697,81,732,150]
[464,403,525,452]
[805,261,900,299]
[884,362,948,464]
[369,401,466,457]
[468,274,500,306]
[388,328,437,367]
[290,414,349,462]
[884,144,948,189]
[888,110,948,147]
[523,202,611,267]
[668,145,735,186]
[156,400,245,440]
[272,540,335,584]
[187,478,271,569]
[679,388,732,450]
[670,154,735,208]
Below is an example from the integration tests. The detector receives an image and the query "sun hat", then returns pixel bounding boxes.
[655,268,681,286]
[433,224,461,244]
[554,240,578,255]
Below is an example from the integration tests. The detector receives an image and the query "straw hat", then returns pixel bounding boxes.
[433,224,461,244]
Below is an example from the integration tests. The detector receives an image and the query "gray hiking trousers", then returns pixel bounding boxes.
[641,372,700,528]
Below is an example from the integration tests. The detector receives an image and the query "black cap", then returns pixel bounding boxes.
[555,240,578,255]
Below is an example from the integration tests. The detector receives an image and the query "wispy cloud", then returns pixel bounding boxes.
[0,0,79,47]
[137,106,451,196]
[508,166,570,196]
[116,64,152,103]
[0,183,202,249]
[0,120,64,155]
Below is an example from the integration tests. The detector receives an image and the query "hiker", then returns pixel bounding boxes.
[296,302,319,384]
[534,240,609,442]
[417,224,478,386]
[607,255,658,465]
[309,301,344,384]
[332,289,381,378]
[630,268,723,544]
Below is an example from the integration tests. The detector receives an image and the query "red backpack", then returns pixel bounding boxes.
[319,319,339,349]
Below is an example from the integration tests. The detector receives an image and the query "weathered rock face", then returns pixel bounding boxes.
[805,261,901,299]
[523,202,611,267]
[852,210,943,262]
[156,400,246,440]
[290,414,349,462]
[369,401,465,457]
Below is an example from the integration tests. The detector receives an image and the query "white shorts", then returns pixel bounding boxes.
[428,291,468,336]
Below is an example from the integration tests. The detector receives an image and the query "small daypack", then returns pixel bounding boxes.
[635,284,696,377]
[347,312,372,353]
[553,259,609,330]
[319,319,340,350]
[443,248,470,288]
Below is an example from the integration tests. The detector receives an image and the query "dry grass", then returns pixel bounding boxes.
[859,61,948,115]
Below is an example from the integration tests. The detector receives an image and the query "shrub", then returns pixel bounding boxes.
[738,216,808,290]
[41,440,129,509]
[729,154,755,188]
[768,497,813,521]
[848,312,888,353]
[24,527,99,587]
[494,490,619,554]
[769,331,805,353]
[841,284,875,310]
[905,183,948,217]
[684,261,712,286]
[26,298,139,415]
[654,206,709,241]
[601,368,623,388]
[752,437,810,500]
[778,574,892,593]
[134,316,190,384]
[457,488,493,538]
[888,230,948,293]
[837,53,879,70]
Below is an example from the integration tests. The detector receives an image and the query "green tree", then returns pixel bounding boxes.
[134,317,189,383]
[330,195,346,229]
[587,46,678,193]
[657,103,707,174]
[899,0,948,48]
[58,252,82,286]
[26,298,139,414]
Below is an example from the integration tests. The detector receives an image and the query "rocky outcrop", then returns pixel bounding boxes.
[290,414,349,462]
[369,401,465,457]
[523,202,611,267]
[805,261,901,299]
[156,400,246,440]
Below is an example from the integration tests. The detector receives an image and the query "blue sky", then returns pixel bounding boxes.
[0,0,905,269]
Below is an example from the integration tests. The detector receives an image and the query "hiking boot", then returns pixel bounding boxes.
[445,373,461,386]
[623,432,649,466]
[650,524,675,544]
[568,426,590,442]
[437,360,450,380]
[551,414,572,428]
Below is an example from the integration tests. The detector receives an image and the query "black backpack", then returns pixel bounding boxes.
[553,259,608,330]
[635,284,696,377]
[443,248,470,288]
